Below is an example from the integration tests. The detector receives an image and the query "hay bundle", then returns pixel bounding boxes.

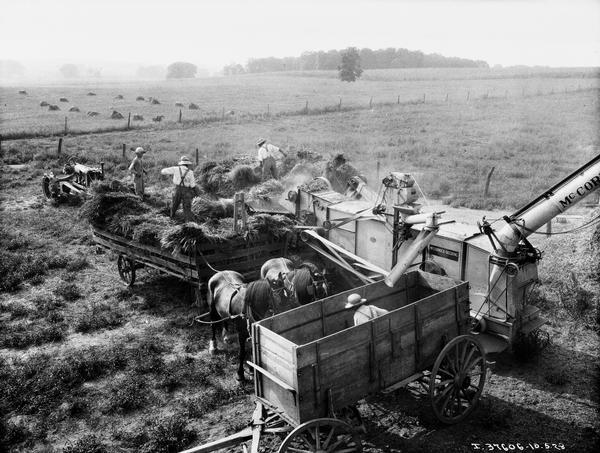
[48,104,60,111]
[111,110,124,119]
[87,111,99,117]
[191,196,234,219]
[87,92,97,96]
[152,115,162,122]
[69,106,80,112]
[175,102,184,107]
[133,114,144,121]
[132,214,174,246]
[59,97,68,102]
[189,103,199,110]
[151,98,160,105]
[247,214,295,239]
[299,178,331,192]
[160,222,208,254]
[248,180,285,201]
[229,165,261,189]
[40,101,49,107]
[198,161,232,196]
[80,188,149,227]
[115,94,124,100]
[136,96,145,101]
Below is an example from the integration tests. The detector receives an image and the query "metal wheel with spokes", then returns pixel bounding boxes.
[429,335,486,424]
[278,418,361,453]
[117,254,136,286]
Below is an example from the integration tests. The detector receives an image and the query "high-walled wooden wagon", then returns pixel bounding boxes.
[182,270,487,453]
[91,226,290,288]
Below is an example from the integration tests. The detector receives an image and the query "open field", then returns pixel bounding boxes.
[1,67,598,138]
[1,68,599,452]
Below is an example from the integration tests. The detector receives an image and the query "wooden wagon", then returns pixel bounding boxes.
[182,270,487,453]
[91,226,290,288]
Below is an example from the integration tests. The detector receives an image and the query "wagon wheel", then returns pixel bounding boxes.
[117,255,136,286]
[278,418,361,453]
[42,176,52,198]
[429,335,486,424]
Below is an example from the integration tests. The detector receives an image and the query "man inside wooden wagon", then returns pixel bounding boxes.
[345,293,389,325]
[160,156,197,221]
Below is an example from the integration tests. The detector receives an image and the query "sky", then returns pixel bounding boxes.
[1,0,599,77]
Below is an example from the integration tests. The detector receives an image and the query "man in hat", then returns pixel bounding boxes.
[256,138,286,180]
[160,156,197,221]
[128,147,147,198]
[345,293,389,326]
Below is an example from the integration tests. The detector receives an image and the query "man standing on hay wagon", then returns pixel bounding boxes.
[256,138,286,180]
[128,147,147,198]
[161,156,197,221]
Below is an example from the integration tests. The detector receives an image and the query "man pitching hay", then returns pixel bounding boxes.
[256,138,286,180]
[161,156,197,221]
[128,147,147,198]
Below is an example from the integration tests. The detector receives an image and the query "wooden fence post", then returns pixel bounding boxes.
[196,148,199,165]
[483,166,495,206]
[339,98,342,111]
[64,116,68,135]
[445,93,448,102]
[127,112,131,129]
[376,160,380,181]
[178,109,182,123]
[397,95,400,104]
[369,97,372,109]
[467,91,470,101]
[267,104,270,115]
[221,107,225,120]
[305,100,309,113]
[57,137,63,155]
[122,143,126,159]
[422,93,425,103]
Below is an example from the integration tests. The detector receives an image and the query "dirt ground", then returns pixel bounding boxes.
[0,157,598,453]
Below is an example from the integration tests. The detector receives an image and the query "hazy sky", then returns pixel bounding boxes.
[1,0,599,72]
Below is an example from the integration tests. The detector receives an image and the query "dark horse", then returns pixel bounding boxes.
[207,270,284,381]
[262,257,329,306]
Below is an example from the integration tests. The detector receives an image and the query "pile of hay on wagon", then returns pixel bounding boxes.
[78,150,324,255]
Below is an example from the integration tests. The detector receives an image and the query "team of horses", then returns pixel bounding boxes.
[207,257,329,381]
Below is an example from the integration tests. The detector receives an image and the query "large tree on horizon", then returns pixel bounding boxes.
[338,47,363,82]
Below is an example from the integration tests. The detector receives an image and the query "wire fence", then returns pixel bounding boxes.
[1,83,598,142]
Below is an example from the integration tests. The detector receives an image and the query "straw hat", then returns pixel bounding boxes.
[344,293,367,309]
[178,156,193,166]
[256,138,267,147]
[134,147,146,155]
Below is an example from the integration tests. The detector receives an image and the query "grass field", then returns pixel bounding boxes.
[0,68,599,452]
[1,67,598,138]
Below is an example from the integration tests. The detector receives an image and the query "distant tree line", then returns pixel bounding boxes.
[224,47,488,74]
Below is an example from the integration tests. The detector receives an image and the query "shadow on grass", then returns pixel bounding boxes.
[360,391,598,453]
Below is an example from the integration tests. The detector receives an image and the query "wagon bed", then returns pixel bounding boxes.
[91,226,289,285]
[252,270,472,425]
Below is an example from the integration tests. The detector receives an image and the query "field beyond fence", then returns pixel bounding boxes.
[1,68,598,139]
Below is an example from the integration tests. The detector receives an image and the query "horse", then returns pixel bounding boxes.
[207,271,281,381]
[262,258,329,306]
[260,257,295,300]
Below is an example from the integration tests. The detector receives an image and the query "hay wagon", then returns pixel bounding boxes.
[182,270,487,453]
[91,226,290,289]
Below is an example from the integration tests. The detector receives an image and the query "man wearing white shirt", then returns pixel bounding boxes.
[256,138,286,180]
[160,156,197,221]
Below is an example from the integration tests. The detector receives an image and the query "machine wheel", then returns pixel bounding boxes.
[117,255,136,286]
[42,176,52,199]
[429,335,486,424]
[278,418,361,453]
